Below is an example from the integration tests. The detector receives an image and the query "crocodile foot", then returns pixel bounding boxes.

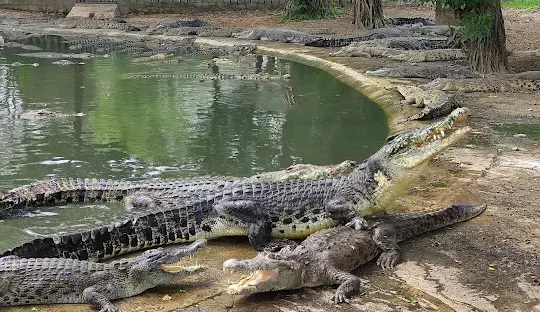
[345,217,368,230]
[376,249,401,270]
[331,289,350,304]
[263,239,298,252]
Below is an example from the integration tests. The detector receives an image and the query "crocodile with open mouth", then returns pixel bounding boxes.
[223,204,486,303]
[0,108,471,261]
[0,240,206,312]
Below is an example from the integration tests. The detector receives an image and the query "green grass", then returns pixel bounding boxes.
[502,0,540,9]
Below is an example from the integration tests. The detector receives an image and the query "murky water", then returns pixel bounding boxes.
[0,36,388,251]
[494,123,540,141]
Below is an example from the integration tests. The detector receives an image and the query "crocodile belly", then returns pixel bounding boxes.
[271,217,339,239]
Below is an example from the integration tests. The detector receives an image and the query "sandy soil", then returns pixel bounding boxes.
[1,4,540,312]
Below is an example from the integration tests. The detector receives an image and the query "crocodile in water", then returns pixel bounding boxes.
[224,203,486,303]
[0,240,206,311]
[0,108,472,261]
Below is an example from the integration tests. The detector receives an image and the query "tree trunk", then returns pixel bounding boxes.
[463,0,508,73]
[435,2,460,26]
[353,0,385,30]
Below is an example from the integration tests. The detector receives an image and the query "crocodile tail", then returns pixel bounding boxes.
[0,178,139,215]
[1,206,207,261]
[383,203,487,242]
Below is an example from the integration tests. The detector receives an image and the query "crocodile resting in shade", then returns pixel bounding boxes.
[0,108,472,261]
[224,203,486,303]
[0,240,206,312]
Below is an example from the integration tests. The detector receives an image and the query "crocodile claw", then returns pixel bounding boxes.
[331,290,350,304]
[345,217,368,230]
[263,239,298,252]
[376,250,400,270]
[99,304,118,312]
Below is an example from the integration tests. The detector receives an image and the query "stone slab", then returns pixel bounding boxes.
[67,3,121,18]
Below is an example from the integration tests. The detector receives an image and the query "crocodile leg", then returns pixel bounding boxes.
[213,200,296,251]
[372,223,401,270]
[326,197,368,230]
[123,193,160,210]
[82,286,117,312]
[328,268,362,304]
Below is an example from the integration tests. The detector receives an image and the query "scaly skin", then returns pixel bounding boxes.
[223,203,486,303]
[0,108,472,261]
[0,160,356,218]
[424,78,540,92]
[0,240,206,311]
[394,85,461,123]
[365,64,476,80]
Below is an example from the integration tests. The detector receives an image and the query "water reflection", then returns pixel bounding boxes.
[0,36,388,186]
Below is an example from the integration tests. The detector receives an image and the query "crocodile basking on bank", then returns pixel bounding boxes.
[423,77,540,92]
[0,240,206,311]
[330,43,464,62]
[365,63,477,79]
[224,203,486,303]
[56,18,141,31]
[0,108,471,261]
[394,85,461,123]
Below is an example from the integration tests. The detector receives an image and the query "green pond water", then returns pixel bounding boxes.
[0,37,388,251]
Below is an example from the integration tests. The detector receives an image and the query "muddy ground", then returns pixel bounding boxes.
[1,4,540,312]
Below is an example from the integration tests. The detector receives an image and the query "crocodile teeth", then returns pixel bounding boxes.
[440,129,445,137]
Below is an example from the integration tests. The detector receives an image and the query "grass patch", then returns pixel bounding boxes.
[502,0,540,9]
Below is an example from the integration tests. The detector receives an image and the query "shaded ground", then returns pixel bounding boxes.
[1,4,540,312]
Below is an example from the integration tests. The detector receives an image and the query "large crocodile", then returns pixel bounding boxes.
[0,160,357,218]
[0,240,206,311]
[365,63,477,80]
[0,108,472,261]
[394,85,461,123]
[424,77,540,92]
[224,203,486,303]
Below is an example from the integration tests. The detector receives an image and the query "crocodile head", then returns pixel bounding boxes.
[370,107,471,171]
[126,240,207,288]
[223,251,304,295]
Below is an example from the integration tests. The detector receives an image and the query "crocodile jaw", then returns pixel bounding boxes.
[374,107,472,170]
[227,269,280,294]
[223,257,303,295]
[160,263,207,274]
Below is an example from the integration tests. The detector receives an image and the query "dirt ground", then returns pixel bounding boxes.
[1,4,540,312]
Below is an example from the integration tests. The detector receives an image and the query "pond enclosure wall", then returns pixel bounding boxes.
[0,0,288,14]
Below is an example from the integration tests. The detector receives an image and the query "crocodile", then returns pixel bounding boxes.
[18,109,85,120]
[17,52,93,59]
[232,28,319,44]
[330,44,465,62]
[394,85,461,123]
[52,59,77,66]
[147,18,209,34]
[122,73,291,81]
[224,203,486,303]
[0,160,357,217]
[387,17,436,26]
[4,42,42,51]
[306,25,455,48]
[341,37,451,51]
[56,18,140,31]
[424,77,540,92]
[365,63,476,79]
[0,240,206,311]
[0,108,472,261]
